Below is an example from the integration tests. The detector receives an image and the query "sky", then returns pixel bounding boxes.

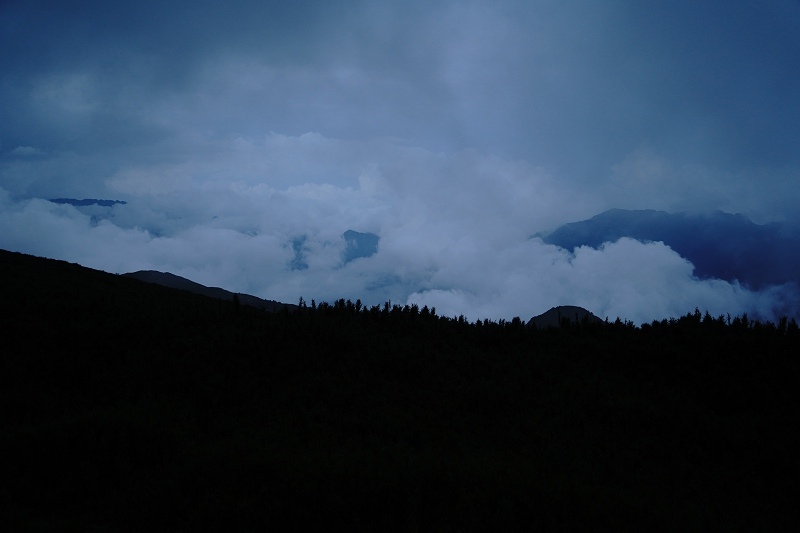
[2,0,800,324]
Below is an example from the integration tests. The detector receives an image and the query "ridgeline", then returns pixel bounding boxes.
[2,249,799,531]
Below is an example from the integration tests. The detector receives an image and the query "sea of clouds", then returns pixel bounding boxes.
[3,133,797,325]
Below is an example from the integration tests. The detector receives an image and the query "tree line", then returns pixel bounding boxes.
[2,249,799,531]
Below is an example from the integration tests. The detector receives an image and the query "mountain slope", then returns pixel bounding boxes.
[542,209,800,289]
[122,270,295,312]
[343,229,380,263]
[3,248,800,531]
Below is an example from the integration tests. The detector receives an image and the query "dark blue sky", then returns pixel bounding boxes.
[2,0,799,322]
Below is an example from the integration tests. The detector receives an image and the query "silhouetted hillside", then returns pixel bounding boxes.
[122,270,295,312]
[527,305,602,328]
[543,209,800,289]
[2,249,799,531]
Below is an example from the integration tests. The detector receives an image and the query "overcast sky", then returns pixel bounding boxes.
[2,0,799,323]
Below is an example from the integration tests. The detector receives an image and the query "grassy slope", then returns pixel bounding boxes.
[1,249,799,531]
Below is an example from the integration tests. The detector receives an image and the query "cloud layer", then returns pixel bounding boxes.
[2,138,796,325]
[2,1,800,323]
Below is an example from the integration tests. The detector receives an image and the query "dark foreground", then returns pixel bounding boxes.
[2,249,799,531]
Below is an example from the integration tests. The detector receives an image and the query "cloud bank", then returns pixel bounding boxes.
[2,1,800,323]
[2,135,797,324]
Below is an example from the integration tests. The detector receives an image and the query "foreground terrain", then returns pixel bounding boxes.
[1,249,799,531]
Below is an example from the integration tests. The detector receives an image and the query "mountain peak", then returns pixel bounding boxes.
[527,305,602,329]
[542,208,800,290]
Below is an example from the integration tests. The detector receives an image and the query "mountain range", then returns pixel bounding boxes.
[35,201,800,305]
[49,198,127,207]
[542,209,800,290]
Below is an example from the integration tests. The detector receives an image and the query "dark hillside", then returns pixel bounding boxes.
[528,305,603,328]
[122,269,296,312]
[2,249,799,531]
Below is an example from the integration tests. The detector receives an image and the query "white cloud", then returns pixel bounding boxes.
[2,142,796,326]
[406,237,796,324]
[10,146,45,157]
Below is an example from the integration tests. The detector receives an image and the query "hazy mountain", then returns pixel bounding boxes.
[122,270,295,312]
[527,305,603,329]
[343,230,379,263]
[49,198,127,207]
[289,236,309,271]
[288,230,379,270]
[542,209,800,289]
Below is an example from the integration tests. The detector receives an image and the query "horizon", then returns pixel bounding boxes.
[2,1,800,324]
[5,225,798,327]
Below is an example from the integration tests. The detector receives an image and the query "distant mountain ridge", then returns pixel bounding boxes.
[289,230,379,271]
[122,270,296,312]
[343,230,379,263]
[49,198,127,207]
[542,209,800,289]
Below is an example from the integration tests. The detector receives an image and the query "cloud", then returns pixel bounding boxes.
[2,1,800,324]
[4,2,799,189]
[406,237,798,325]
[607,147,800,223]
[543,208,800,290]
[10,146,45,157]
[2,141,797,325]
